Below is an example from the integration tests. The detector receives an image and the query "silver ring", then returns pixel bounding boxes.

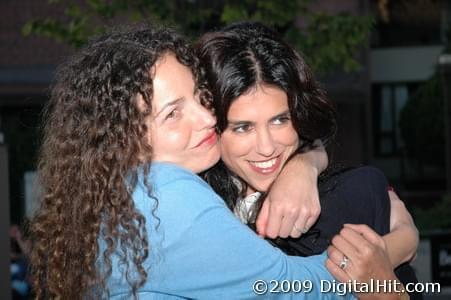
[294,224,308,234]
[339,255,349,270]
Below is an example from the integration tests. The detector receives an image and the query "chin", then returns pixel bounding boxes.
[195,156,220,173]
[253,181,273,193]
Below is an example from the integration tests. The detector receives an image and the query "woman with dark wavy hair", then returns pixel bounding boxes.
[31,24,387,299]
[197,22,420,298]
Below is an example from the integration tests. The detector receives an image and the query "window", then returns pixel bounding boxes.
[372,83,419,156]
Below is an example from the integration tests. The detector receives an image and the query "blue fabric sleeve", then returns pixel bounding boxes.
[108,163,354,299]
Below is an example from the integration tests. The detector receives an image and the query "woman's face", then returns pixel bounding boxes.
[219,84,299,194]
[148,53,220,173]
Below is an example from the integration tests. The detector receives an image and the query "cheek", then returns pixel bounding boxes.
[154,127,191,155]
[219,134,251,166]
[279,127,300,148]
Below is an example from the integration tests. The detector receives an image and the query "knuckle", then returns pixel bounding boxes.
[326,245,333,255]
[279,232,289,238]
[290,232,301,238]
[266,230,277,239]
[340,227,348,236]
[298,207,310,217]
[360,245,374,258]
[286,206,299,217]
[331,235,340,245]
[327,246,337,257]
[273,200,288,210]
[312,207,321,216]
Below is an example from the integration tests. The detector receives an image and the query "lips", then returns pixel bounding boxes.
[248,155,282,174]
[195,130,217,147]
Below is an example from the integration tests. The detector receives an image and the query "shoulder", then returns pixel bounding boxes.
[320,165,390,210]
[338,166,388,189]
[339,166,387,184]
[134,162,226,218]
[318,165,391,234]
[150,162,219,200]
[134,162,215,196]
[133,162,228,243]
[150,162,208,188]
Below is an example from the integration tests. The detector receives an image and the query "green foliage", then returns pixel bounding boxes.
[290,13,373,73]
[22,10,93,48]
[22,0,372,74]
[399,75,445,166]
[221,0,298,25]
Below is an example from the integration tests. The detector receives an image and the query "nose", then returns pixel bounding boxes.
[255,127,276,157]
[192,101,216,130]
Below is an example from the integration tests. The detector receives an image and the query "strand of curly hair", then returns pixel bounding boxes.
[30,25,209,299]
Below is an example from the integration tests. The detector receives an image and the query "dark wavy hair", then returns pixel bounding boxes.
[196,22,337,209]
[30,25,209,299]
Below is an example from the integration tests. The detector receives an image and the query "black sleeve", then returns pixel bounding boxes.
[318,166,391,237]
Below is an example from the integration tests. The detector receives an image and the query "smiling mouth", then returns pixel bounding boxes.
[248,156,281,174]
[249,158,277,168]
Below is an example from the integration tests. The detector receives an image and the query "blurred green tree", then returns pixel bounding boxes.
[399,19,449,171]
[399,74,445,168]
[22,0,372,74]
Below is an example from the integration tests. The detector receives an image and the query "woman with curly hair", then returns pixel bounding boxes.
[31,24,404,299]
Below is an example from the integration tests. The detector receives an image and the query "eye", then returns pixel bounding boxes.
[272,115,291,125]
[231,123,252,133]
[165,108,181,121]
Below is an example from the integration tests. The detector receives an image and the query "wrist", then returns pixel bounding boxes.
[283,154,319,180]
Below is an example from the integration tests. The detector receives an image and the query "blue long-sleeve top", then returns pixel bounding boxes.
[104,162,353,299]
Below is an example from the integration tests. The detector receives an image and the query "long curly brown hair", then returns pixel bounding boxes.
[30,25,208,299]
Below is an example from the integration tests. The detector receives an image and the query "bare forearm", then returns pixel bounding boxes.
[383,223,419,268]
[384,191,419,267]
[294,139,328,174]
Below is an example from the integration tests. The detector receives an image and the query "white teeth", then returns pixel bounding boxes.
[250,158,277,169]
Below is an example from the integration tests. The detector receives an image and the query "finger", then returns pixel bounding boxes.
[326,258,351,283]
[264,202,283,239]
[331,232,359,260]
[279,213,297,238]
[327,245,346,267]
[343,224,384,248]
[289,226,302,238]
[289,218,307,238]
[289,209,310,238]
[339,226,371,249]
[327,245,342,263]
[256,200,270,237]
[304,205,320,232]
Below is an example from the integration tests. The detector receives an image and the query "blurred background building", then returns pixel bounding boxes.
[1,0,450,299]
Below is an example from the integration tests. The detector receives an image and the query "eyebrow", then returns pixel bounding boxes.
[269,110,290,122]
[155,97,184,117]
[227,110,290,126]
[226,118,254,129]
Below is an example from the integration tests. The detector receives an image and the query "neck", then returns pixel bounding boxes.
[245,185,257,196]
